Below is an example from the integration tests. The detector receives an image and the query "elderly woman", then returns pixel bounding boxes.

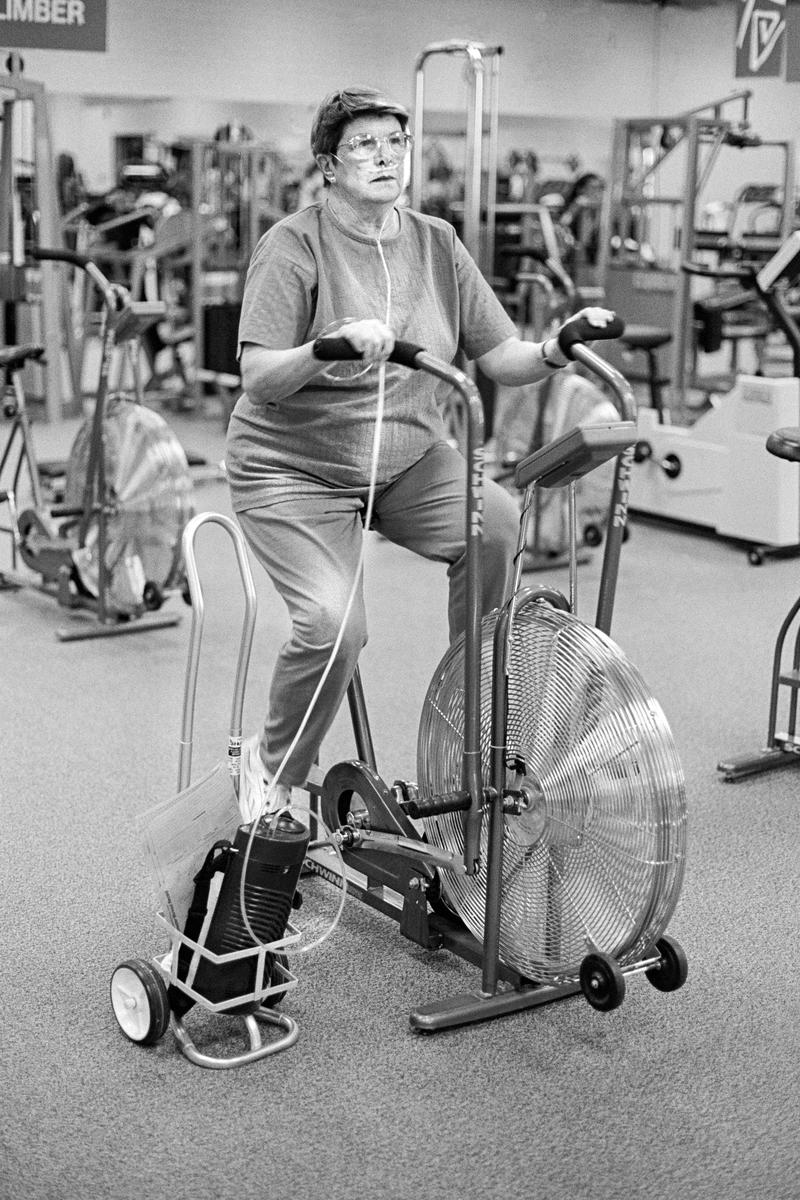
[226,86,613,815]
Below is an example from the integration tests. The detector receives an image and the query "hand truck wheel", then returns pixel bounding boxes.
[579,951,626,1012]
[110,958,170,1045]
[142,581,164,612]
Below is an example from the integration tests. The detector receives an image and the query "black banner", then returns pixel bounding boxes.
[0,0,107,52]
[735,0,786,77]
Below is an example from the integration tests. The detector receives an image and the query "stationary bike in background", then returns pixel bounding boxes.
[0,247,194,640]
[491,246,622,567]
[719,422,800,781]
[631,231,800,563]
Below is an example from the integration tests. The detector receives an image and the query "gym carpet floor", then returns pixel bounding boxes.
[1,410,797,1200]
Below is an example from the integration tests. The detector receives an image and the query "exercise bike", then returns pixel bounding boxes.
[719,422,800,781]
[304,317,688,1031]
[0,246,195,640]
[631,231,800,563]
[110,314,688,1059]
[491,244,621,568]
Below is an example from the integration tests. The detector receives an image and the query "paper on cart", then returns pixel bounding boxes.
[136,761,241,930]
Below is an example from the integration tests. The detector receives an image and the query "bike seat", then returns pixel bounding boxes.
[766,427,800,463]
[0,344,45,374]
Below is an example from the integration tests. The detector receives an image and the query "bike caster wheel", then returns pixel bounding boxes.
[579,951,626,1012]
[142,581,164,611]
[110,958,170,1045]
[645,935,688,993]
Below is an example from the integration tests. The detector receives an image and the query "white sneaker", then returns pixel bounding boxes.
[238,734,291,822]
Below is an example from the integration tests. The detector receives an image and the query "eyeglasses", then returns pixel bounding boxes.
[336,131,414,161]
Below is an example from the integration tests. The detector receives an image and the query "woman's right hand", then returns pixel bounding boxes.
[322,318,396,364]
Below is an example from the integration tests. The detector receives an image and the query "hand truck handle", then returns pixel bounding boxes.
[178,513,258,794]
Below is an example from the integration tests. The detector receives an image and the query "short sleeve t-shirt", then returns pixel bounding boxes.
[225,201,516,510]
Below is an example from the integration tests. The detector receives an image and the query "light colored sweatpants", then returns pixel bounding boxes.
[236,441,519,786]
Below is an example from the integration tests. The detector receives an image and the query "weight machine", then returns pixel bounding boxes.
[598,90,796,416]
[0,55,68,419]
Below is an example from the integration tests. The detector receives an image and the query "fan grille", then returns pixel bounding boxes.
[65,398,194,612]
[417,602,687,982]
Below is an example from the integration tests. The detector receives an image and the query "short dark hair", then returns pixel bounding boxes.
[310,87,410,159]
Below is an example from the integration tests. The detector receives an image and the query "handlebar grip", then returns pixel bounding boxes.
[681,259,753,281]
[557,312,625,360]
[312,335,426,369]
[30,246,92,270]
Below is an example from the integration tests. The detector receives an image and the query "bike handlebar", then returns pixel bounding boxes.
[29,245,129,310]
[29,246,93,270]
[681,259,755,282]
[312,336,426,369]
[557,312,625,359]
[313,317,625,369]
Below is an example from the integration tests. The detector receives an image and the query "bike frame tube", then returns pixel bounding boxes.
[346,666,379,772]
[570,343,636,637]
[411,349,485,874]
[1,371,45,511]
[483,601,511,995]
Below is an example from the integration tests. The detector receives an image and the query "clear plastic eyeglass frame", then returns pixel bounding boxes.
[337,132,414,161]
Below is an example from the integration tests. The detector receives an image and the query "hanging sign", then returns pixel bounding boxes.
[786,0,800,81]
[0,0,106,51]
[735,0,786,76]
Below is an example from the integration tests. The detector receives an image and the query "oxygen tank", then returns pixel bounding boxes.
[171,813,309,1016]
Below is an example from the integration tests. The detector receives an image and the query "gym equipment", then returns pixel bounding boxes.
[719,424,800,780]
[304,317,687,1031]
[598,90,795,415]
[410,39,502,278]
[491,250,621,568]
[0,246,194,639]
[111,512,314,1068]
[112,319,686,1053]
[1,56,65,420]
[631,231,800,562]
[495,367,622,569]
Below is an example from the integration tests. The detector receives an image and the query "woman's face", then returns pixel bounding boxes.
[324,113,406,210]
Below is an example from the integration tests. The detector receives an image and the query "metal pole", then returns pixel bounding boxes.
[462,44,485,268]
[410,41,502,277]
[190,141,205,406]
[670,115,701,417]
[485,51,502,278]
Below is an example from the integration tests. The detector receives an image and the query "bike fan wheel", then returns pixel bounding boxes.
[416,601,687,983]
[64,397,194,614]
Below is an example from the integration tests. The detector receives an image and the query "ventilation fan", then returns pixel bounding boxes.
[417,600,687,983]
[64,397,194,613]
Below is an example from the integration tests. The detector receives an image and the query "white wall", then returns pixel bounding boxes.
[7,0,800,195]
